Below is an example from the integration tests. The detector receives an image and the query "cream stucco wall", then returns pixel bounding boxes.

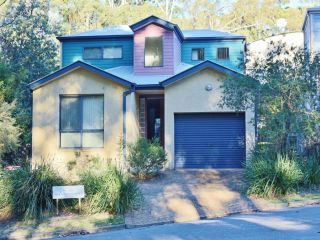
[32,68,130,177]
[125,92,140,145]
[32,66,255,175]
[164,68,255,169]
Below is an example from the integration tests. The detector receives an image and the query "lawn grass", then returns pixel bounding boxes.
[0,212,124,239]
[250,189,320,206]
[270,191,320,204]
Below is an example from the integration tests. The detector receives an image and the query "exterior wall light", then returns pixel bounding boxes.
[205,84,213,91]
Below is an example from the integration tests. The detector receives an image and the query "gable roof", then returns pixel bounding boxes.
[182,29,245,40]
[57,15,246,42]
[105,63,193,85]
[160,60,244,87]
[28,61,132,90]
[29,60,245,91]
[129,15,184,42]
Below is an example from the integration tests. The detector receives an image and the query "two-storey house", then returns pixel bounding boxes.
[29,16,255,174]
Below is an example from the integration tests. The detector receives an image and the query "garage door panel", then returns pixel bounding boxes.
[174,113,245,169]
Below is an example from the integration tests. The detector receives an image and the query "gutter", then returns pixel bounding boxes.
[56,35,133,42]
[122,85,136,162]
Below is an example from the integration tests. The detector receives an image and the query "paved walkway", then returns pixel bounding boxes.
[125,170,258,227]
[61,206,320,240]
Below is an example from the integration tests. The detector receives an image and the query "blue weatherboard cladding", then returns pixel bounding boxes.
[181,40,245,72]
[61,38,133,69]
[175,113,245,169]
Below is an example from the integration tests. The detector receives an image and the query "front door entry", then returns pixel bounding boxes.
[145,96,164,146]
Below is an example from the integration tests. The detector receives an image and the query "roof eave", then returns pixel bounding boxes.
[28,61,132,91]
[184,36,246,41]
[56,35,133,42]
[161,60,244,87]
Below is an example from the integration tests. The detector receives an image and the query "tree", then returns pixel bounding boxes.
[220,42,320,152]
[49,0,320,41]
[0,96,20,166]
[51,0,164,34]
[219,0,306,42]
[0,0,60,155]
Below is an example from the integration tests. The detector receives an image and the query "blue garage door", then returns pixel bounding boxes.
[175,113,245,169]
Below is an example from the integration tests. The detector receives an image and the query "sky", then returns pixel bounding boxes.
[216,0,320,8]
[289,0,320,7]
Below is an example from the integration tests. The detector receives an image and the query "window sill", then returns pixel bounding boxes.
[59,147,104,150]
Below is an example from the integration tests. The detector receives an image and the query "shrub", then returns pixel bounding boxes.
[127,138,167,179]
[0,171,13,210]
[10,163,64,220]
[301,155,320,187]
[79,162,141,214]
[246,154,303,197]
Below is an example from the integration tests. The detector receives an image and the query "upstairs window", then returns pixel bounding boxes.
[83,46,123,60]
[192,48,204,61]
[60,95,104,148]
[217,47,229,60]
[83,47,102,60]
[103,46,122,59]
[145,37,163,67]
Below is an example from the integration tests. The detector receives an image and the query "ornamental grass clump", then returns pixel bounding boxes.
[79,162,141,214]
[10,163,64,220]
[246,154,303,197]
[127,138,167,179]
[301,155,320,187]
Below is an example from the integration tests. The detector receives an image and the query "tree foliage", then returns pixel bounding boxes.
[0,97,20,165]
[220,42,320,151]
[49,0,320,42]
[0,0,59,156]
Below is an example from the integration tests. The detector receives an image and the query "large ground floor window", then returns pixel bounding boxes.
[60,95,104,148]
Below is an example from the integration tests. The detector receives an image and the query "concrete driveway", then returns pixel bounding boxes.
[125,169,257,227]
[60,206,320,240]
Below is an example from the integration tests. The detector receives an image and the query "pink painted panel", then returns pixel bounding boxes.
[133,24,175,75]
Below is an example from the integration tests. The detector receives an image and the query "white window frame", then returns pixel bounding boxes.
[103,46,123,59]
[59,95,104,149]
[192,48,205,61]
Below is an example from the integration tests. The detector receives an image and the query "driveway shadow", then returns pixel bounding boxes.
[125,169,259,226]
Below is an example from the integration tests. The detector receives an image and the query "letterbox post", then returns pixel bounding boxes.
[56,199,59,215]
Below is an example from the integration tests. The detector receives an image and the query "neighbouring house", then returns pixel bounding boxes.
[303,6,320,53]
[304,7,320,111]
[246,32,304,69]
[29,16,255,175]
[303,6,320,148]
